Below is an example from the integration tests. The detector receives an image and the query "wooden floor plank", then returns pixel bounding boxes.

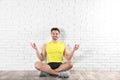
[0,70,120,80]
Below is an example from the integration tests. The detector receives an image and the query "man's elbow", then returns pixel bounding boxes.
[65,57,71,61]
[39,58,45,61]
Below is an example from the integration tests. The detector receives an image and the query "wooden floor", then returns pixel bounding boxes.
[0,70,120,80]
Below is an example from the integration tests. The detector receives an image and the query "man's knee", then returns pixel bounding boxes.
[67,61,73,68]
[34,61,42,70]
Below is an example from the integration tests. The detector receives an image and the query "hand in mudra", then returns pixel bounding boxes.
[31,43,37,50]
[73,44,79,51]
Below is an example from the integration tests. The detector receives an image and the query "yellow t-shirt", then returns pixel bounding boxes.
[46,41,65,63]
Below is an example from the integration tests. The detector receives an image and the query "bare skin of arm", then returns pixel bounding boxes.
[64,44,79,61]
[31,43,46,61]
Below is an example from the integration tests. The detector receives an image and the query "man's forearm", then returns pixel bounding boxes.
[35,49,44,61]
[67,50,75,60]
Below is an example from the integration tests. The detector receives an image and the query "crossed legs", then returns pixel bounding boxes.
[34,61,73,75]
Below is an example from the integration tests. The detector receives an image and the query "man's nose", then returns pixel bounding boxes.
[54,34,57,36]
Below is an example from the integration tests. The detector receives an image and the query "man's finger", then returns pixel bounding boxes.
[33,43,36,46]
[74,44,79,50]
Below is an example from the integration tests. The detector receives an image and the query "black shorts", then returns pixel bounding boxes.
[48,62,62,69]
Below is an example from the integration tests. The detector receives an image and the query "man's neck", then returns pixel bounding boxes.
[52,40,59,43]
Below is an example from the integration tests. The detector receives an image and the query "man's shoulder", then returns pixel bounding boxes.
[42,42,50,47]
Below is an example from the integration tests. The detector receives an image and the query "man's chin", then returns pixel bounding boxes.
[53,39,58,40]
[53,38,58,40]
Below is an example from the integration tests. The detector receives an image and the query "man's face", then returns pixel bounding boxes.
[51,30,60,40]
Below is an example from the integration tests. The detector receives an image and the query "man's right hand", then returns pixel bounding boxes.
[31,43,38,50]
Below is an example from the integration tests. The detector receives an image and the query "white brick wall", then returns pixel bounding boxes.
[0,0,120,70]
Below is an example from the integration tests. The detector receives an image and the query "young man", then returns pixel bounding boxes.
[31,27,79,78]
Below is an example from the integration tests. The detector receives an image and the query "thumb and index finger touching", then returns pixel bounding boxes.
[30,42,37,49]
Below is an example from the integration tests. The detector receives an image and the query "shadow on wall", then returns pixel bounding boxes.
[59,28,66,41]
[73,49,97,63]
[59,28,72,50]
[59,28,96,63]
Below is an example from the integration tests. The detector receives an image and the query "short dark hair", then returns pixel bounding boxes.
[51,27,60,33]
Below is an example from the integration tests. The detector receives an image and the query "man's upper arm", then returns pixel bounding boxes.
[41,44,47,60]
[64,44,70,59]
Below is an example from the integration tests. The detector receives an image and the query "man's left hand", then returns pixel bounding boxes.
[73,44,79,51]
